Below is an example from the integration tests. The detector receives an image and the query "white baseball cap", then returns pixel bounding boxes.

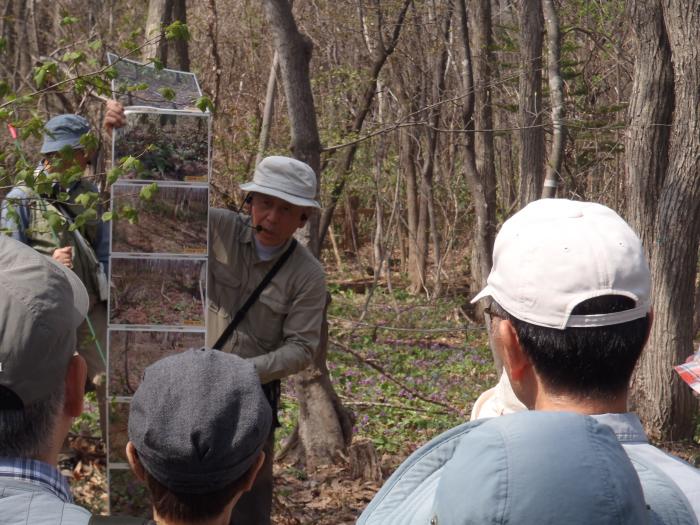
[240,156,320,208]
[471,199,651,329]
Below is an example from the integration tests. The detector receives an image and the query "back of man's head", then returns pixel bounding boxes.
[433,411,649,524]
[0,234,88,457]
[127,348,272,523]
[472,199,652,399]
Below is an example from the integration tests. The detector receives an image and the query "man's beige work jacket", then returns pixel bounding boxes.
[206,209,326,384]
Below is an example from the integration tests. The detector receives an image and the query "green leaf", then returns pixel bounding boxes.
[195,95,214,113]
[127,82,149,92]
[45,210,64,231]
[107,167,122,185]
[0,108,10,120]
[33,63,58,89]
[104,66,118,80]
[62,50,86,64]
[74,191,98,207]
[164,21,190,41]
[0,80,12,98]
[139,182,158,201]
[101,211,113,222]
[0,37,7,53]
[89,40,103,51]
[120,204,138,224]
[79,132,99,153]
[120,156,142,172]
[34,68,47,89]
[151,58,164,71]
[158,87,176,101]
[60,16,79,26]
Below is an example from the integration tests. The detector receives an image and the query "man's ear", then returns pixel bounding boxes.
[498,319,530,382]
[241,451,266,493]
[64,354,87,418]
[126,442,146,482]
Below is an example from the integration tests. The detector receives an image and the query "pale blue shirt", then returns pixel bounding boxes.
[595,412,700,522]
[357,413,699,525]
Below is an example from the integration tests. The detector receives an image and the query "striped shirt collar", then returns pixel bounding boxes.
[0,457,73,502]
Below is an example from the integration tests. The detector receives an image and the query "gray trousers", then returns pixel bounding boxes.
[229,430,275,525]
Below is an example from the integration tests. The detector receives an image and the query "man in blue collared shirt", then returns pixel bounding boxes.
[359,200,700,525]
[0,234,92,524]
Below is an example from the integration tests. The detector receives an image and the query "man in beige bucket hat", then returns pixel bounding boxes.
[206,155,326,525]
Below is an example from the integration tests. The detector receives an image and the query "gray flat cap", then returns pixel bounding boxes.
[41,114,90,154]
[432,411,649,524]
[0,234,88,408]
[128,348,272,494]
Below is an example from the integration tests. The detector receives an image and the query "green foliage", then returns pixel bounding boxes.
[74,191,99,208]
[33,62,58,89]
[164,20,190,41]
[138,182,159,201]
[279,286,495,455]
[62,50,86,65]
[71,391,100,435]
[157,86,176,101]
[60,16,79,27]
[196,95,214,113]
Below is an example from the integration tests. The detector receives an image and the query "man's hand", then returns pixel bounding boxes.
[104,100,126,135]
[52,246,73,268]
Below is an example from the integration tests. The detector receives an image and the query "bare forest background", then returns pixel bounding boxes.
[1,0,699,521]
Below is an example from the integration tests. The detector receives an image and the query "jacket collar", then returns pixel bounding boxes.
[591,412,648,444]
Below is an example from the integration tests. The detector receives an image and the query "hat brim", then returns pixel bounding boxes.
[470,285,493,304]
[240,182,320,208]
[41,138,85,155]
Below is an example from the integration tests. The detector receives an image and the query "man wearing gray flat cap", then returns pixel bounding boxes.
[0,101,126,442]
[126,348,272,525]
[0,234,92,524]
[207,155,326,525]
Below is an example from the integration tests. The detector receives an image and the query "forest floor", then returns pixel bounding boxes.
[64,271,700,524]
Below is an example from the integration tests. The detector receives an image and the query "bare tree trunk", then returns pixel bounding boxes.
[518,0,545,207]
[143,0,171,63]
[541,0,564,198]
[256,52,280,166]
[261,0,353,468]
[457,0,500,371]
[206,0,222,106]
[422,1,452,297]
[624,0,673,248]
[626,0,700,440]
[169,0,190,71]
[401,119,426,292]
[467,0,497,293]
[318,0,413,249]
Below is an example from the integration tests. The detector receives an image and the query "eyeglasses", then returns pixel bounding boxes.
[483,303,502,325]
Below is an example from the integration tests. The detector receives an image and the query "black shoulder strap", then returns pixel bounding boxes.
[89,516,154,525]
[213,238,298,350]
